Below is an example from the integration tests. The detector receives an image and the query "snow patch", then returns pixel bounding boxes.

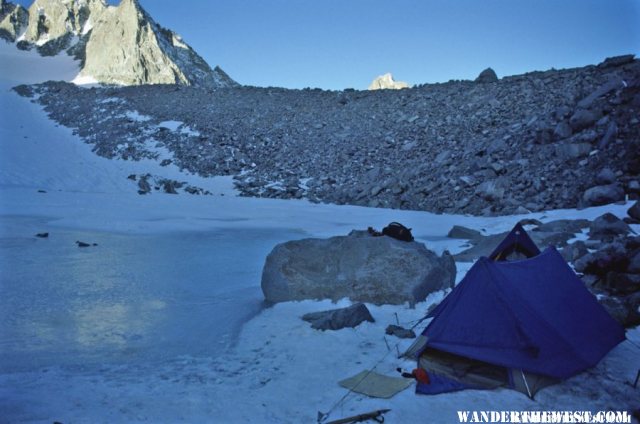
[125,110,151,122]
[157,120,201,137]
[72,74,100,86]
[81,18,93,35]
[0,41,80,84]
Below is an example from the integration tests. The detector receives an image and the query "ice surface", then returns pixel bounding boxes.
[0,216,304,374]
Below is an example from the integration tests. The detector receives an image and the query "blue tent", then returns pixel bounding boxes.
[488,222,540,261]
[407,225,625,398]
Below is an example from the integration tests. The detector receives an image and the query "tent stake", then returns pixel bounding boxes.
[633,369,639,389]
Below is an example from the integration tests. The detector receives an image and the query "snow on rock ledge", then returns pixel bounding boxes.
[261,230,456,306]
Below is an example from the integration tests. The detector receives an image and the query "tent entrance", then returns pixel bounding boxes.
[417,348,557,398]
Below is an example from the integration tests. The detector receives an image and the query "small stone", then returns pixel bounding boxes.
[447,225,482,240]
[302,303,375,331]
[553,122,573,139]
[569,109,598,131]
[385,324,416,339]
[595,168,616,185]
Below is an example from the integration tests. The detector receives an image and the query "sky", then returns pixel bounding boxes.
[10,0,640,89]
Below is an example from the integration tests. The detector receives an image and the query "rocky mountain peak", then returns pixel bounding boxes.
[2,0,237,88]
[23,0,105,45]
[0,0,28,42]
[368,72,409,90]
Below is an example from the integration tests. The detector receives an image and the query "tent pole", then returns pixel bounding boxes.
[520,369,533,399]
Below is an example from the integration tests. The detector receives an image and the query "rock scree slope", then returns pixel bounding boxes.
[14,54,640,216]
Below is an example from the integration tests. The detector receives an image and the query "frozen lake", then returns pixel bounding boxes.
[0,216,304,373]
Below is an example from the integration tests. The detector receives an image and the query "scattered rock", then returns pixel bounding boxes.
[598,121,618,150]
[76,241,97,247]
[447,225,482,240]
[602,292,640,327]
[302,303,374,331]
[605,272,640,295]
[138,175,151,194]
[595,168,616,185]
[598,54,636,68]
[261,231,456,306]
[582,184,625,206]
[628,251,640,273]
[628,201,640,221]
[385,324,416,339]
[574,242,628,275]
[589,213,632,240]
[555,143,591,159]
[553,122,573,139]
[35,232,49,238]
[561,241,588,264]
[475,180,504,201]
[163,180,178,194]
[569,109,599,131]
[475,68,498,83]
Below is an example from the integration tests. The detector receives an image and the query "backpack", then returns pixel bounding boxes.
[382,222,414,242]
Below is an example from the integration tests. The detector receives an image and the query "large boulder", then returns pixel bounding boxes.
[261,231,456,306]
[582,184,624,206]
[475,67,498,83]
[589,213,632,240]
[574,242,629,275]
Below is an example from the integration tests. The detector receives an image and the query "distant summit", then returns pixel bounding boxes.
[0,0,238,88]
[0,0,28,41]
[368,73,409,90]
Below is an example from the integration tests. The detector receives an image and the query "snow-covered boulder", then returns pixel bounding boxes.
[261,231,455,306]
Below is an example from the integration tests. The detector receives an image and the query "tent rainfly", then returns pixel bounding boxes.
[406,223,625,398]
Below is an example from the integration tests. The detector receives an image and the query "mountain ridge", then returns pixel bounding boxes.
[0,0,237,88]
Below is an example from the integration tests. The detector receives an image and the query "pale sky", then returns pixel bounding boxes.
[12,0,640,89]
